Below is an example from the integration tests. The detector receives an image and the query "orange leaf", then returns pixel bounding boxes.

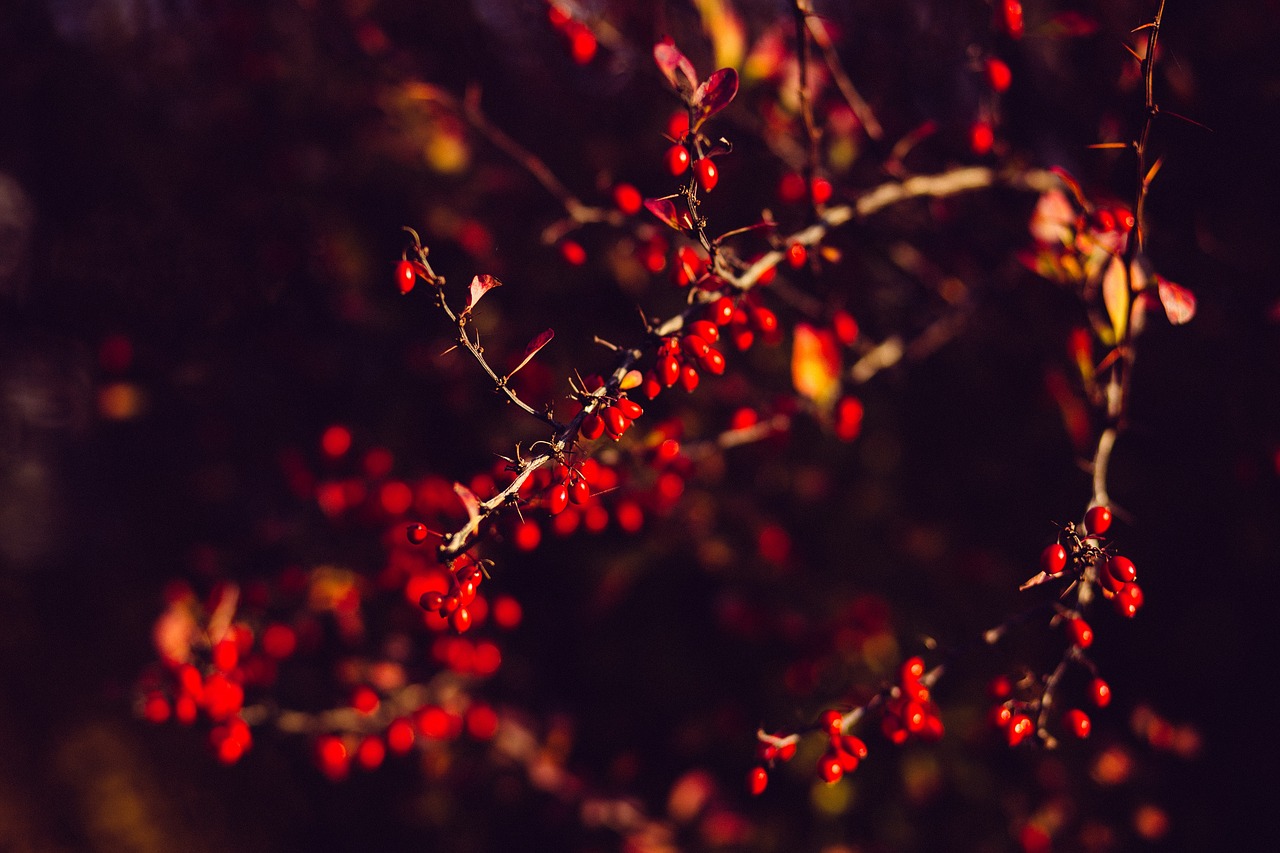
[791,324,842,411]
[1102,256,1131,341]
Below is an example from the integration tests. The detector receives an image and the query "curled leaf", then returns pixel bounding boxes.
[654,39,698,97]
[508,328,555,379]
[644,197,682,231]
[791,324,842,411]
[692,68,739,127]
[463,274,502,316]
[1156,276,1196,324]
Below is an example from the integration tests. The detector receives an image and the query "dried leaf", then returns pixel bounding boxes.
[454,482,482,526]
[1156,276,1196,324]
[619,369,643,391]
[463,274,501,315]
[692,68,738,126]
[1101,256,1130,341]
[508,328,555,379]
[644,197,682,231]
[654,39,698,96]
[791,324,842,411]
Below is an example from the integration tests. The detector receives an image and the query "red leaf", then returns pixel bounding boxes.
[644,197,681,231]
[508,328,555,379]
[653,39,698,96]
[463,274,501,316]
[1156,276,1196,325]
[692,68,738,125]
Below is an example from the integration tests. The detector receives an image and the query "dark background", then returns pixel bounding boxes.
[1,1,1277,851]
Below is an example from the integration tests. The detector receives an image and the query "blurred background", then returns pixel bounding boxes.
[1,1,1277,850]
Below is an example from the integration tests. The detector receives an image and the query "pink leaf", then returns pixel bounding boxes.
[644,197,681,231]
[463,274,501,316]
[508,328,555,378]
[692,68,738,125]
[454,482,482,526]
[654,39,697,95]
[1156,276,1196,325]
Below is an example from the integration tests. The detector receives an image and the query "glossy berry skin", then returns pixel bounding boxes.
[1066,617,1094,648]
[1089,678,1112,707]
[696,158,719,192]
[819,709,844,736]
[699,347,725,375]
[659,354,681,387]
[786,242,807,268]
[665,144,690,176]
[710,296,735,326]
[569,478,591,505]
[450,606,472,633]
[1063,709,1091,738]
[1007,714,1034,747]
[1085,505,1112,535]
[580,413,605,440]
[613,183,643,215]
[689,320,719,343]
[546,484,570,515]
[985,57,1012,92]
[601,405,631,439]
[396,260,417,294]
[970,121,995,156]
[1105,555,1137,585]
[817,754,844,784]
[680,364,700,392]
[1114,582,1143,618]
[616,397,644,420]
[1041,543,1068,574]
[748,766,768,796]
[407,523,429,544]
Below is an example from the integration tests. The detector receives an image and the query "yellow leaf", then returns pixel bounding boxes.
[1101,256,1130,341]
[791,324,842,411]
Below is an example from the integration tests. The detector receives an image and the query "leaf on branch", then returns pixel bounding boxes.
[1102,256,1131,341]
[791,324,842,411]
[654,39,698,98]
[1156,276,1196,324]
[644,197,682,231]
[454,481,483,527]
[462,274,501,316]
[692,68,738,128]
[508,328,555,379]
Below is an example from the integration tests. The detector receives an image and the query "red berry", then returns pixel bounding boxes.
[642,371,662,400]
[316,734,349,780]
[450,606,472,633]
[1040,543,1068,574]
[786,242,807,268]
[1089,678,1112,707]
[659,354,681,387]
[1063,709,1091,738]
[750,306,778,336]
[616,397,644,420]
[580,413,605,440]
[356,735,386,770]
[395,260,417,294]
[1007,714,1034,747]
[667,111,690,140]
[696,158,719,192]
[1085,505,1112,535]
[811,177,833,204]
[1105,555,1137,585]
[817,754,844,784]
[569,478,591,505]
[601,405,630,439]
[513,518,541,551]
[833,310,859,345]
[681,333,710,358]
[985,57,1012,92]
[748,766,768,796]
[819,709,844,736]
[709,296,735,326]
[699,347,725,375]
[419,590,444,612]
[835,396,864,442]
[778,172,806,203]
[567,21,597,64]
[990,704,1013,728]
[386,718,415,754]
[689,320,719,343]
[560,239,587,266]
[665,144,690,176]
[988,675,1012,699]
[900,656,926,684]
[407,523,429,544]
[1002,0,1025,39]
[614,183,643,215]
[1066,617,1094,648]
[680,364,700,392]
[970,121,995,155]
[1114,582,1143,618]
[839,735,868,760]
[351,685,380,714]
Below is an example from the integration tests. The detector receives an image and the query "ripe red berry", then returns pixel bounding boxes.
[616,397,644,420]
[316,734,349,780]
[395,260,417,294]
[1063,709,1091,738]
[513,518,541,551]
[450,606,472,633]
[1105,555,1137,585]
[602,405,630,439]
[580,413,605,440]
[748,766,768,796]
[985,57,1012,92]
[356,735,386,770]
[833,310,859,345]
[835,396,864,442]
[681,333,710,358]
[699,347,725,375]
[667,111,690,140]
[900,656,926,684]
[1066,617,1094,648]
[659,354,681,387]
[811,177,833,204]
[419,590,444,612]
[680,364,700,392]
[990,704,1013,728]
[970,121,995,155]
[819,709,844,736]
[1007,714,1034,747]
[613,183,643,215]
[709,296,736,326]
[560,239,587,266]
[1089,678,1112,707]
[1040,543,1068,574]
[352,685,380,714]
[750,306,779,337]
[665,144,690,176]
[1114,582,1143,618]
[1085,505,1112,535]
[817,754,844,784]
[786,242,807,268]
[569,478,591,505]
[1002,0,1025,40]
[642,371,662,400]
[696,158,719,192]
[407,522,429,544]
[689,320,719,343]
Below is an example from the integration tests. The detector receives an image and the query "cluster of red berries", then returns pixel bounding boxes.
[1035,506,1143,618]
[313,700,500,780]
[987,673,1110,747]
[880,656,944,746]
[546,3,596,65]
[415,553,486,634]
[816,709,870,785]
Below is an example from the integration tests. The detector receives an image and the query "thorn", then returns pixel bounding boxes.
[1131,22,1156,32]
[1122,43,1143,62]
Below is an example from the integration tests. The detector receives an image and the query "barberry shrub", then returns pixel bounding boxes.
[31,0,1243,850]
